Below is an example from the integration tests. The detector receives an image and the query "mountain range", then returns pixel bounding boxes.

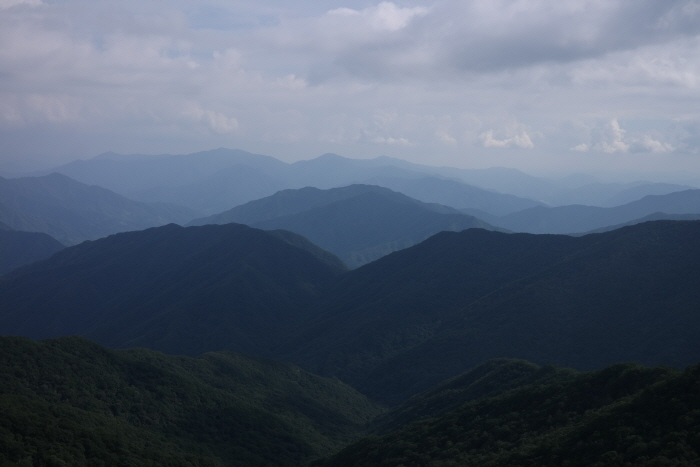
[3,148,700,465]
[0,223,344,358]
[2,219,700,406]
[0,173,196,245]
[190,184,499,268]
[0,230,64,275]
[483,189,700,234]
[35,148,696,214]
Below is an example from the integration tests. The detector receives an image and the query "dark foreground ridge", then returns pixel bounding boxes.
[0,335,383,467]
[319,359,700,467]
[2,220,700,406]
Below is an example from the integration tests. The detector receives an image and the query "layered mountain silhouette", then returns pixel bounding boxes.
[0,173,196,245]
[358,175,543,215]
[0,230,64,275]
[491,189,700,234]
[190,184,499,267]
[0,223,345,357]
[2,219,700,406]
[285,220,700,402]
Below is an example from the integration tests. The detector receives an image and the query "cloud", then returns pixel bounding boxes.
[591,119,630,153]
[478,120,535,149]
[0,0,42,9]
[574,119,675,154]
[327,2,428,33]
[0,1,698,175]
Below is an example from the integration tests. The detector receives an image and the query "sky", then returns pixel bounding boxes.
[1,0,700,179]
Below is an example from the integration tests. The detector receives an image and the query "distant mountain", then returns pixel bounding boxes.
[604,181,695,206]
[493,189,700,234]
[0,223,345,357]
[321,360,700,467]
[0,230,64,275]
[357,176,543,215]
[44,147,288,196]
[285,220,700,403]
[190,185,499,268]
[0,173,197,245]
[581,212,700,234]
[36,148,696,212]
[135,164,287,215]
[0,335,383,467]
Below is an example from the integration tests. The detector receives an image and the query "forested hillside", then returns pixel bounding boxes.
[0,336,383,466]
[320,360,700,467]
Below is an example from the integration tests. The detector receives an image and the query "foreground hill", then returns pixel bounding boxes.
[0,230,64,275]
[286,220,700,403]
[0,335,383,467]
[0,223,345,357]
[191,185,498,268]
[0,173,196,245]
[320,359,700,467]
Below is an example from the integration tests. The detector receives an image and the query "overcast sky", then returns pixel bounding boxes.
[1,0,700,178]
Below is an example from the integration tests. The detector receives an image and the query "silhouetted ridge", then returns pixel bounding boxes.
[286,220,700,403]
[0,223,345,357]
[191,184,499,267]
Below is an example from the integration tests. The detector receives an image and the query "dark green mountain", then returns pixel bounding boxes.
[286,220,700,403]
[0,223,345,357]
[0,335,384,467]
[0,230,64,275]
[0,173,197,245]
[320,360,700,467]
[495,189,700,234]
[191,185,498,268]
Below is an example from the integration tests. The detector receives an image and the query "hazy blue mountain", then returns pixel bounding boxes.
[357,175,543,215]
[191,184,499,268]
[284,153,422,189]
[286,220,700,403]
[0,173,197,245]
[543,181,695,207]
[43,147,289,196]
[493,189,700,234]
[134,164,287,215]
[0,223,345,357]
[604,181,696,206]
[0,335,383,467]
[0,230,64,275]
[321,360,700,467]
[36,148,695,213]
[581,212,700,234]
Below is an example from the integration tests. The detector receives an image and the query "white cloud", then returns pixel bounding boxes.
[575,119,676,155]
[478,119,535,149]
[0,0,42,9]
[1,1,699,175]
[327,2,428,32]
